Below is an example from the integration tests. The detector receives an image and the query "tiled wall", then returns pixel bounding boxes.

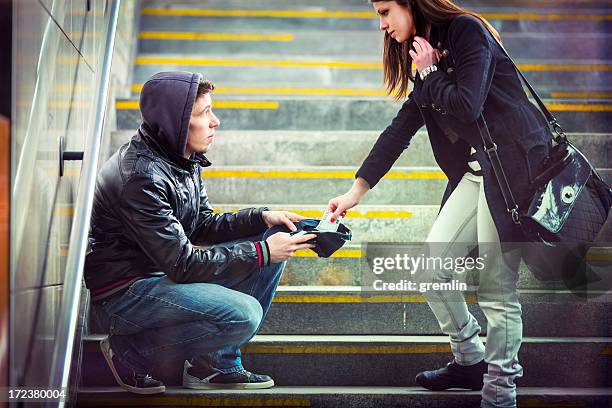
[10,0,138,389]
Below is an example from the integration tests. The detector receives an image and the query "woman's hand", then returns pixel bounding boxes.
[409,36,440,72]
[328,178,371,220]
[262,210,306,232]
[327,193,356,221]
[327,177,371,220]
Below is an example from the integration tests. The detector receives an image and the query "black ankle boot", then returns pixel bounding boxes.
[416,359,487,391]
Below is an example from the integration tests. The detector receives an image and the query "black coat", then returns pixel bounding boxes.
[85,130,268,291]
[356,15,551,242]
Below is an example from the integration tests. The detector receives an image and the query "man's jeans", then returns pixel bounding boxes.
[90,229,285,375]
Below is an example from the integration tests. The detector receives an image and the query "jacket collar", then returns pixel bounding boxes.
[428,22,450,51]
[138,124,212,170]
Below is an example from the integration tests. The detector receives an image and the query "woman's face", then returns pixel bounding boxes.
[373,1,416,43]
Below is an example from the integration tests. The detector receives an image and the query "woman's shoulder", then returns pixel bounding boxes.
[447,14,488,38]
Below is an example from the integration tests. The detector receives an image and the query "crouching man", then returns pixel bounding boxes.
[85,71,315,394]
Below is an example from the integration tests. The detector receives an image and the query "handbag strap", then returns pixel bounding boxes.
[473,28,572,224]
[487,32,567,143]
[476,115,521,224]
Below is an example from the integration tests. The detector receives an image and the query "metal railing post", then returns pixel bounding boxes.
[48,1,121,406]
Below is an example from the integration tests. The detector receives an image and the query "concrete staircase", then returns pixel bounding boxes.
[77,0,612,406]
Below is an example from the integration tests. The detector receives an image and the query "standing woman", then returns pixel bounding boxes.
[328,1,552,407]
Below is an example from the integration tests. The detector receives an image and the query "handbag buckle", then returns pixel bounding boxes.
[485,143,498,154]
[551,120,568,143]
[509,206,520,225]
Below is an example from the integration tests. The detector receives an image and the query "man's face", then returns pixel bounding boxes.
[184,93,220,158]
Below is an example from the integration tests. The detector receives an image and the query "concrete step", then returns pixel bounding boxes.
[131,56,612,94]
[76,386,612,408]
[214,204,439,243]
[201,166,447,206]
[128,81,612,101]
[143,0,611,8]
[197,166,612,206]
[80,334,612,387]
[116,95,612,133]
[259,288,612,338]
[138,2,612,33]
[138,30,612,60]
[85,287,612,337]
[277,243,611,292]
[112,130,611,168]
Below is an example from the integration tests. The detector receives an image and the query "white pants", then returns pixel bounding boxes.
[422,171,524,408]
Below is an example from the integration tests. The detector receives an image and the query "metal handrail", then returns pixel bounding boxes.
[48,1,121,406]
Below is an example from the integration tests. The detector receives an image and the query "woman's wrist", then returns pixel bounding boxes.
[349,177,370,200]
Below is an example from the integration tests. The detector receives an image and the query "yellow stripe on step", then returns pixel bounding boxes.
[549,91,612,99]
[60,207,410,220]
[242,344,451,354]
[214,101,279,109]
[273,294,478,304]
[135,57,612,72]
[120,97,610,113]
[116,100,279,110]
[294,249,362,258]
[213,209,412,219]
[547,104,612,112]
[133,83,612,99]
[131,84,388,96]
[517,63,612,72]
[141,8,375,19]
[214,86,387,96]
[140,8,612,21]
[139,31,294,42]
[135,56,381,69]
[482,12,612,21]
[78,396,310,407]
[201,169,447,179]
[585,250,612,262]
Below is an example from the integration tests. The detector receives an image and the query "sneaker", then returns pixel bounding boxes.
[415,359,487,391]
[100,337,166,394]
[182,360,275,389]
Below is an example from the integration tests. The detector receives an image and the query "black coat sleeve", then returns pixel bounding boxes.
[117,172,260,284]
[355,93,424,188]
[420,15,496,124]
[190,174,268,245]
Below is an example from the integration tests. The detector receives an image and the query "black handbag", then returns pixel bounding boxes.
[476,39,612,282]
[286,219,352,258]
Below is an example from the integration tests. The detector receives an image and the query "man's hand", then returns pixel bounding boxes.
[262,210,306,232]
[265,232,317,263]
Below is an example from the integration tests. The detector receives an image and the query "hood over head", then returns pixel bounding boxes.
[139,71,203,158]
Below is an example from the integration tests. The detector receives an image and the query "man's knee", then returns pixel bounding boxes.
[225,295,263,337]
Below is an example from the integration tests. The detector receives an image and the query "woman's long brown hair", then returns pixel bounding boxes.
[370,0,501,100]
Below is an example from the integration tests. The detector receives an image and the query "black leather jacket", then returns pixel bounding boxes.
[85,71,268,292]
[84,130,268,291]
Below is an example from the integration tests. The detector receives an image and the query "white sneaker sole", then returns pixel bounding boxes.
[183,377,275,390]
[183,380,274,390]
[100,337,166,395]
